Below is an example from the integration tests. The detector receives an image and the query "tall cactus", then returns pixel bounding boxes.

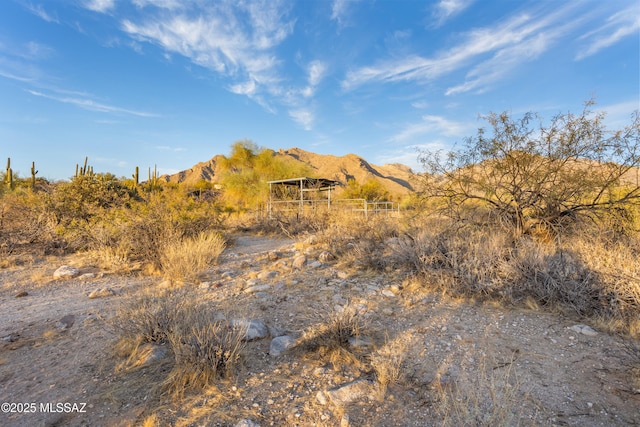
[132,166,139,187]
[5,157,12,190]
[31,161,38,189]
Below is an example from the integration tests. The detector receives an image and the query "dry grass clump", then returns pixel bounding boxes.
[315,213,401,271]
[435,356,522,427]
[114,289,186,346]
[115,290,246,397]
[164,309,246,397]
[295,304,370,368]
[161,231,226,282]
[370,338,407,396]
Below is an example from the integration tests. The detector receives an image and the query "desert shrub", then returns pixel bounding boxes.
[316,213,401,271]
[0,187,60,257]
[164,309,246,396]
[399,219,640,335]
[340,178,390,201]
[419,100,640,237]
[115,290,186,346]
[161,231,226,282]
[58,184,227,271]
[294,304,370,368]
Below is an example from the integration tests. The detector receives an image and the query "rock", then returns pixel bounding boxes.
[318,251,335,262]
[53,265,80,279]
[325,379,376,406]
[235,419,260,427]
[15,291,28,298]
[337,271,349,279]
[88,288,116,299]
[56,314,75,331]
[258,270,277,280]
[244,284,271,294]
[268,251,281,261]
[381,289,395,298]
[340,414,351,427]
[231,319,269,341]
[382,308,394,316]
[131,344,168,367]
[316,390,328,405]
[269,335,296,356]
[292,254,307,269]
[569,324,598,336]
[309,261,323,269]
[2,334,17,342]
[78,273,96,280]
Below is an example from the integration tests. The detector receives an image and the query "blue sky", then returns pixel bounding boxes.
[0,0,638,181]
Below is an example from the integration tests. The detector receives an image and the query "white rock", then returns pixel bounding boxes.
[269,335,296,357]
[53,265,80,279]
[316,390,328,405]
[258,270,277,280]
[231,319,269,341]
[292,255,307,269]
[569,324,598,336]
[88,288,116,299]
[326,379,376,406]
[381,289,396,298]
[309,261,323,269]
[243,284,271,294]
[235,420,260,427]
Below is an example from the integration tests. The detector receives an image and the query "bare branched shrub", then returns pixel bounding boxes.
[419,101,640,237]
[164,308,246,396]
[161,231,226,282]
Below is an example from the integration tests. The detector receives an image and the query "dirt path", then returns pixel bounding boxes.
[0,235,638,426]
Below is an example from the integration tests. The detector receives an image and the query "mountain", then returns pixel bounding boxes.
[162,147,416,196]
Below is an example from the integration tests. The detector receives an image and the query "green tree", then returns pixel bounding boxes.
[341,178,390,201]
[419,100,640,235]
[218,141,313,210]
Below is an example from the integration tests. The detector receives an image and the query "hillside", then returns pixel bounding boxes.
[162,147,416,196]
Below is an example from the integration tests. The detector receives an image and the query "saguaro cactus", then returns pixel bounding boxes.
[132,166,139,187]
[5,157,12,190]
[31,161,38,189]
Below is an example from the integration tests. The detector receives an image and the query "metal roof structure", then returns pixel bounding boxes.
[266,177,340,190]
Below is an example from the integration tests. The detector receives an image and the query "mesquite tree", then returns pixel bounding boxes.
[418,100,640,235]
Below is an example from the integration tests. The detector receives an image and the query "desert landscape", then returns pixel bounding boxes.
[1,111,640,427]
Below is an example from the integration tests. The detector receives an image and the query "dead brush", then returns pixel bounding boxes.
[370,337,407,398]
[161,231,226,283]
[114,289,186,347]
[434,353,523,427]
[294,304,370,368]
[164,308,246,397]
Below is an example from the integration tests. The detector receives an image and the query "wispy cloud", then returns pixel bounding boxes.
[83,0,116,13]
[154,145,186,152]
[26,89,159,117]
[132,0,183,10]
[390,114,472,143]
[431,0,474,27]
[576,5,640,60]
[25,3,59,23]
[343,4,578,95]
[122,1,294,108]
[289,108,314,130]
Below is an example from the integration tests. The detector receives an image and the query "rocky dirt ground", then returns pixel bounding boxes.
[0,234,639,427]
